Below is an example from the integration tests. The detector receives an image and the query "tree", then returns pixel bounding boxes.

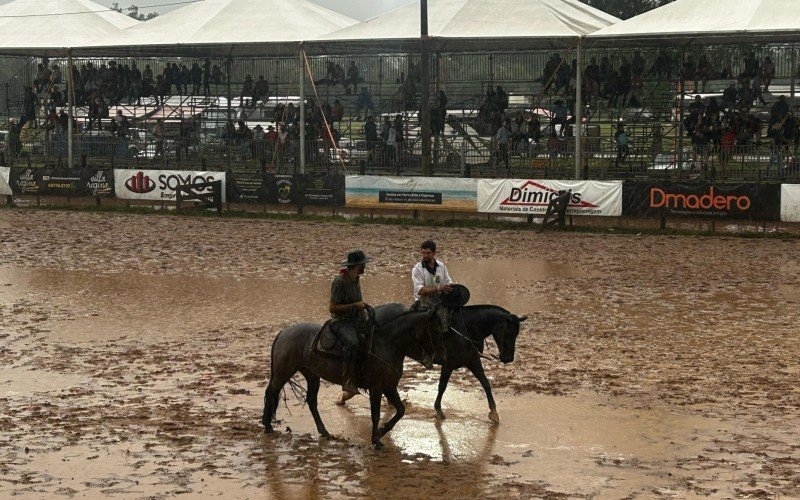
[580,0,676,20]
[109,3,158,21]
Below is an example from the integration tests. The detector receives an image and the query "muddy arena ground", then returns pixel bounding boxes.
[0,208,799,498]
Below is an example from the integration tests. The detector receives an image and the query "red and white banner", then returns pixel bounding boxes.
[0,167,11,196]
[477,179,622,216]
[114,169,226,202]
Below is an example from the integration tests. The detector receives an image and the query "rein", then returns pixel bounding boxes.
[450,307,502,362]
[368,311,437,379]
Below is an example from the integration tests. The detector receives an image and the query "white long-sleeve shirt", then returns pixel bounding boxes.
[412,259,452,302]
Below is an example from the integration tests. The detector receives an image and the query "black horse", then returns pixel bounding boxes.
[262,308,446,449]
[376,303,527,423]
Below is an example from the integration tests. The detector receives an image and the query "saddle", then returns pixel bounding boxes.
[312,320,342,356]
[312,320,374,358]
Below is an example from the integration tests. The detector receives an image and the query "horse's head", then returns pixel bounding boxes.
[493,313,527,364]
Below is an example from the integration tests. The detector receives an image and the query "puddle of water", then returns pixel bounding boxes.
[258,381,730,497]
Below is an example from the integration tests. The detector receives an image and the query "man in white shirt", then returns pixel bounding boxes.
[412,240,453,311]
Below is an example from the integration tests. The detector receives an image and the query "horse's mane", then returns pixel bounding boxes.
[463,304,512,315]
[374,307,427,328]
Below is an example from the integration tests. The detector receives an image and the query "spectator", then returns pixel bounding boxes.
[254,75,269,105]
[496,119,510,174]
[332,99,345,123]
[364,115,378,161]
[762,56,776,92]
[203,58,212,96]
[190,63,202,95]
[432,90,447,136]
[153,118,166,161]
[551,100,569,137]
[722,82,738,110]
[344,61,361,95]
[241,75,254,107]
[614,123,630,169]
[355,87,374,120]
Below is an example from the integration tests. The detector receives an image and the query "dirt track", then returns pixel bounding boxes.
[1,208,799,498]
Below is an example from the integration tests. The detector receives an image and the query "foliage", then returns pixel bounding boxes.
[110,2,159,21]
[580,0,676,20]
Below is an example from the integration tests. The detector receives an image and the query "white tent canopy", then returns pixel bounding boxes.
[588,0,800,45]
[0,0,138,56]
[79,0,358,57]
[309,0,620,54]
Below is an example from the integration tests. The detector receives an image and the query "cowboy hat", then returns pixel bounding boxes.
[341,250,372,267]
[440,284,470,309]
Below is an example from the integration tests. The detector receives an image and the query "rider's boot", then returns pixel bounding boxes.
[341,360,359,398]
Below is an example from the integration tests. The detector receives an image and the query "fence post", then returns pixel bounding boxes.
[460,139,466,177]
[791,47,797,99]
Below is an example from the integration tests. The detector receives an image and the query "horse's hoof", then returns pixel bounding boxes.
[488,409,500,423]
[435,409,446,420]
[373,440,384,450]
[319,430,332,439]
[263,426,274,434]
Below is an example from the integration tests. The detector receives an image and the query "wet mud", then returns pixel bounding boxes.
[0,209,799,498]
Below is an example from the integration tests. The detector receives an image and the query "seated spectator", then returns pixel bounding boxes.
[254,75,270,105]
[344,61,361,95]
[241,75,254,107]
[722,82,738,110]
[332,99,344,123]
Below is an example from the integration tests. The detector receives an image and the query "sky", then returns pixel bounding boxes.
[0,0,416,21]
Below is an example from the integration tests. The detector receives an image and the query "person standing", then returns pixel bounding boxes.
[330,250,371,402]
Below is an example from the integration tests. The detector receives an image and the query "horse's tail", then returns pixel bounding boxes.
[264,328,282,408]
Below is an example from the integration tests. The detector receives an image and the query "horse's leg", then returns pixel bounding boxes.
[262,366,298,433]
[433,365,454,420]
[467,358,499,423]
[369,388,384,449]
[300,368,331,438]
[378,386,405,438]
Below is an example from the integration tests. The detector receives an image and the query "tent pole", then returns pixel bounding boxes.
[420,0,432,176]
[575,40,583,180]
[67,50,74,169]
[299,45,306,175]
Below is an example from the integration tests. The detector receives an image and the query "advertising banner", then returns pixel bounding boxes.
[8,167,114,197]
[623,182,780,220]
[346,175,477,211]
[781,184,800,222]
[0,167,11,196]
[477,179,622,216]
[114,169,226,202]
[232,171,269,203]
[294,174,345,206]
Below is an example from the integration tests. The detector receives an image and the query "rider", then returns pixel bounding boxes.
[330,250,371,400]
[412,240,453,310]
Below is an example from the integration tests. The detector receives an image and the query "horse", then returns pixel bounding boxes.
[375,303,527,423]
[261,308,446,449]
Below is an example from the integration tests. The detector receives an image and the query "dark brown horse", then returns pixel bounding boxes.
[376,303,526,422]
[262,308,446,449]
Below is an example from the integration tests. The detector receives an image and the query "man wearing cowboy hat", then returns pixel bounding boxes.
[330,250,371,400]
